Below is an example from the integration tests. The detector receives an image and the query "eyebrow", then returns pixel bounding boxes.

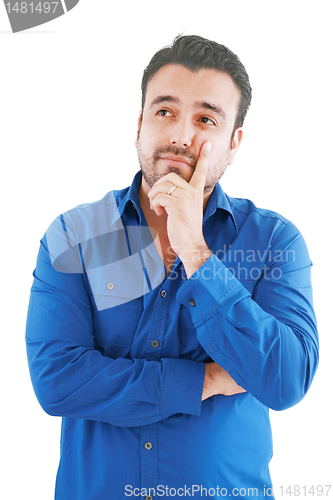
[149,95,180,108]
[194,100,227,122]
[149,95,227,122]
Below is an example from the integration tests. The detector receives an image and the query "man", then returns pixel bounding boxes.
[26,35,319,500]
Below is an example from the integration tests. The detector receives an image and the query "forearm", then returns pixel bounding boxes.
[198,301,316,409]
[181,244,213,279]
[26,331,205,427]
[26,233,206,428]
[177,251,319,411]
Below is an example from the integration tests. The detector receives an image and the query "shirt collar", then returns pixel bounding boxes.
[109,171,144,227]
[203,179,238,231]
[110,170,238,232]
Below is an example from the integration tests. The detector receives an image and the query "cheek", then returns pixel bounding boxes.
[192,131,225,156]
[139,123,162,151]
[213,139,231,158]
[206,148,230,174]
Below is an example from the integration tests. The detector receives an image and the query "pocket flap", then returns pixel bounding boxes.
[87,252,149,310]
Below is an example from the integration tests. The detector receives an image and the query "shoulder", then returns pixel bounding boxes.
[64,187,128,222]
[44,186,129,246]
[228,195,289,224]
[227,194,294,236]
[227,194,310,263]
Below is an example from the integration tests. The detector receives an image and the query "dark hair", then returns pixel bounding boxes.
[141,34,252,132]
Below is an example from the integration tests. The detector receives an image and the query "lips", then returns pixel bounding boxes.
[160,155,193,168]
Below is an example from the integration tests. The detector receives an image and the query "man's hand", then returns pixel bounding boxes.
[147,142,212,269]
[202,362,246,401]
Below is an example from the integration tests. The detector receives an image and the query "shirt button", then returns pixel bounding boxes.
[144,441,153,450]
[146,496,153,500]
[160,290,167,298]
[106,282,114,290]
[189,298,196,307]
[151,340,159,348]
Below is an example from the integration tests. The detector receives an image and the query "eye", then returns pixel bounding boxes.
[200,116,216,125]
[157,109,172,117]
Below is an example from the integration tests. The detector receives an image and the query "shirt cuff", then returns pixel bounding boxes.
[160,358,205,419]
[176,253,250,326]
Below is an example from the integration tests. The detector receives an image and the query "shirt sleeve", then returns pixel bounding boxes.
[25,221,205,428]
[176,221,319,411]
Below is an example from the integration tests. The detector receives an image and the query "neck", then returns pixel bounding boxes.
[138,178,166,230]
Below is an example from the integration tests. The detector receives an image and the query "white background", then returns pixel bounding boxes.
[1,1,332,498]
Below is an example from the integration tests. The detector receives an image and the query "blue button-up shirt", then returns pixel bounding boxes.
[26,170,319,500]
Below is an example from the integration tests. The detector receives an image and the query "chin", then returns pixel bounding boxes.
[164,166,190,179]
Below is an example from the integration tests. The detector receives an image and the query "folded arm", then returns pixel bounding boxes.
[177,221,319,411]
[26,228,205,428]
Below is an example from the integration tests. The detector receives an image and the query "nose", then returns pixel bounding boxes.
[169,117,194,148]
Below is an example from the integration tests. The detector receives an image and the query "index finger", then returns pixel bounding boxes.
[188,141,212,191]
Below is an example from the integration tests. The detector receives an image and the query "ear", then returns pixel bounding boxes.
[134,110,143,148]
[228,127,243,165]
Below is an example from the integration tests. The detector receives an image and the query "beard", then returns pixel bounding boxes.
[136,138,231,193]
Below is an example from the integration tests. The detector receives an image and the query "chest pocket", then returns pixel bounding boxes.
[87,252,149,311]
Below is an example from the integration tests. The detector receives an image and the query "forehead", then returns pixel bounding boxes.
[145,64,241,114]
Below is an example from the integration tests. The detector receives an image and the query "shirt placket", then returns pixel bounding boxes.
[139,274,174,498]
[140,423,157,500]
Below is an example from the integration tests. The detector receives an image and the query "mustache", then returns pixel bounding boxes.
[152,145,197,167]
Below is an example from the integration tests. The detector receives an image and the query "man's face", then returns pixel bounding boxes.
[135,64,242,194]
